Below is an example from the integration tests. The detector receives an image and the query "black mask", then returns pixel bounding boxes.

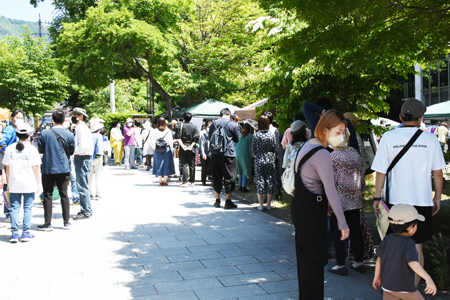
[71,116,78,124]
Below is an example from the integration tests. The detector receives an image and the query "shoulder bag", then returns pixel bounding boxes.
[377,129,423,240]
[51,129,70,159]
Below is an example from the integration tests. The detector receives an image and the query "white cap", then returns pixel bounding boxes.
[17,123,33,134]
[388,204,425,225]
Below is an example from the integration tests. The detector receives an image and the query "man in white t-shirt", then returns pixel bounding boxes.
[371,99,445,286]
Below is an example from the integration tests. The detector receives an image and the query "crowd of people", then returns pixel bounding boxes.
[0,98,445,300]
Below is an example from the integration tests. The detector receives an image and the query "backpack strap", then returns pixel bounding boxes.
[295,146,325,173]
[385,129,423,205]
[50,129,69,158]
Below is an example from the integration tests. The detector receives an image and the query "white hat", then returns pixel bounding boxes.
[17,123,33,134]
[388,204,425,225]
[90,121,103,132]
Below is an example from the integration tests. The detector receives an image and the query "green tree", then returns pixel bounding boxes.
[0,29,68,114]
[176,0,266,107]
[57,0,192,120]
[249,9,406,131]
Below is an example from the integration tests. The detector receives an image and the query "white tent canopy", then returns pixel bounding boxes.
[234,98,268,120]
[371,117,400,127]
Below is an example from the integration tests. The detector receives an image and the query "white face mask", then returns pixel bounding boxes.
[14,118,24,126]
[128,123,133,127]
[328,133,346,148]
[63,121,70,129]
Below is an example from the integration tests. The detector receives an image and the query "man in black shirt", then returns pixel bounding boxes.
[209,108,240,209]
[174,112,200,187]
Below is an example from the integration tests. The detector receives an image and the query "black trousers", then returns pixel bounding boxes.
[330,209,364,265]
[42,173,70,224]
[179,149,196,183]
[200,156,210,183]
[211,155,236,194]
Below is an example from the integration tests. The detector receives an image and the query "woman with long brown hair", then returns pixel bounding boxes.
[235,123,253,192]
[292,109,349,299]
[150,117,175,185]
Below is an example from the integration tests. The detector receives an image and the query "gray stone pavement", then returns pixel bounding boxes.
[0,165,446,300]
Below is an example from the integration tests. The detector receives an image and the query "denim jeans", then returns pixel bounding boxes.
[238,174,247,187]
[10,193,35,235]
[124,145,135,167]
[74,157,92,216]
[70,160,80,201]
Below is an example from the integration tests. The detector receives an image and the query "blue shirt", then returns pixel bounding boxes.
[0,124,17,154]
[92,132,104,159]
[38,127,75,174]
[209,117,240,157]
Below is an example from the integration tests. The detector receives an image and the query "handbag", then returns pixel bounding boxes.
[2,191,10,209]
[282,148,301,196]
[155,131,169,153]
[347,209,374,260]
[377,129,423,240]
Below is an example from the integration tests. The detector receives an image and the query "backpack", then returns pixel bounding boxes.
[210,120,231,155]
[281,148,301,196]
[155,131,169,153]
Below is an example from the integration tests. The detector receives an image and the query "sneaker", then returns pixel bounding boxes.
[180,182,188,188]
[146,167,151,171]
[37,223,53,231]
[5,217,10,223]
[63,222,71,230]
[257,206,264,211]
[242,187,249,193]
[72,198,80,205]
[224,200,237,209]
[73,213,90,220]
[238,186,243,192]
[189,182,194,187]
[130,166,138,169]
[125,166,130,170]
[214,199,221,208]
[20,233,35,242]
[9,234,19,243]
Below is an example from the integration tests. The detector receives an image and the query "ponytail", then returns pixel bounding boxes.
[16,133,30,151]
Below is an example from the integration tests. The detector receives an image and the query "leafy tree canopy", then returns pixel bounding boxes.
[177,0,266,107]
[0,28,68,114]
[57,0,192,119]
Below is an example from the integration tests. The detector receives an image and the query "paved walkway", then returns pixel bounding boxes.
[0,165,444,300]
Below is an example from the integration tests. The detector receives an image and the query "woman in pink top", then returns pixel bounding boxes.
[292,110,349,300]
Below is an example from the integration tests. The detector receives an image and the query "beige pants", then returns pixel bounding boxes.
[383,290,424,300]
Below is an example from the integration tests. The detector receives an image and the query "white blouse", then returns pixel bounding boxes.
[150,128,173,151]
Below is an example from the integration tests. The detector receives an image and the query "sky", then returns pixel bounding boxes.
[0,0,56,23]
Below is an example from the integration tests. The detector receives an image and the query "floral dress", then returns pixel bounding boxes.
[252,130,277,194]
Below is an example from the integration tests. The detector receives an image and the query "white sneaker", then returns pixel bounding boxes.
[5,217,10,223]
[180,182,188,188]
[189,182,194,187]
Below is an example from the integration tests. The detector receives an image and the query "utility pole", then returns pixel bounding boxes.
[39,14,42,38]
[110,80,116,113]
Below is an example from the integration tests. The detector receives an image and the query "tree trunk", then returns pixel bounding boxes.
[148,73,172,121]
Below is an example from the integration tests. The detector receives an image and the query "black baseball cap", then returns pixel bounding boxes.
[400,99,426,118]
